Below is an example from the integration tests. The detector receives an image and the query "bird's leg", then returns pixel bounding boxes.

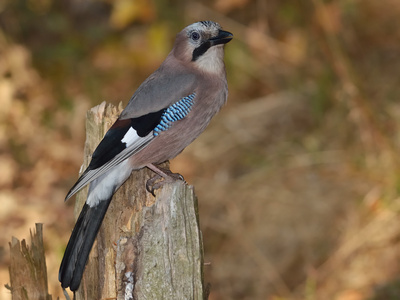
[145,163,186,195]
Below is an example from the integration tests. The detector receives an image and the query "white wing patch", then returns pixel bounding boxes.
[121,127,140,147]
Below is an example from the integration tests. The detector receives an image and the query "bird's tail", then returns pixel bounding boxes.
[58,197,112,291]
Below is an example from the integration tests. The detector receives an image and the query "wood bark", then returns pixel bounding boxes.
[8,223,52,300]
[73,102,206,300]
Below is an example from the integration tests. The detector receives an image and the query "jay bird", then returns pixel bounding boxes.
[59,21,233,291]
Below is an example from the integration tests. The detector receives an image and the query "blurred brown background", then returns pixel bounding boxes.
[1,0,400,299]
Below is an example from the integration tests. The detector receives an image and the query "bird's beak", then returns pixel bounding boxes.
[209,30,233,46]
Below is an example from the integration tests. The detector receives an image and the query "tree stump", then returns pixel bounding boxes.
[72,102,206,300]
[8,223,52,300]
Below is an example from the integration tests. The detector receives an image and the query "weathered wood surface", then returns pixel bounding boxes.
[8,223,52,300]
[73,102,206,300]
[134,182,205,299]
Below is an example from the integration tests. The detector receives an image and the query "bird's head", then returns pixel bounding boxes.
[173,21,233,74]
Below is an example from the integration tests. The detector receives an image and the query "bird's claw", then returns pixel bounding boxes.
[146,171,186,196]
[146,174,162,196]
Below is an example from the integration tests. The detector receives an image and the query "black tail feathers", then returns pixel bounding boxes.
[59,199,112,291]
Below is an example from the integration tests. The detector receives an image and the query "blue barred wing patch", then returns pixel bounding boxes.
[153,93,196,136]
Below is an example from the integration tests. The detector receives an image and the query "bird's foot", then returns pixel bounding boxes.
[145,164,186,196]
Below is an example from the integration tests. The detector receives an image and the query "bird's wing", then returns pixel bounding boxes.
[120,67,197,119]
[65,69,197,201]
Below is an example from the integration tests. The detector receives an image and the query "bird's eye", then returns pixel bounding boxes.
[191,31,200,41]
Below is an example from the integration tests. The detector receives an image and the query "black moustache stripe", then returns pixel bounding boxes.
[192,41,212,61]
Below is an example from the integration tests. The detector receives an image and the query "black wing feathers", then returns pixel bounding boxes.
[131,109,164,137]
[87,110,165,171]
[65,110,166,200]
[89,119,131,170]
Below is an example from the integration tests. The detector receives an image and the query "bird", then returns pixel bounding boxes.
[59,20,233,291]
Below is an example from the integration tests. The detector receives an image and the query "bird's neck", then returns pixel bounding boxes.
[194,46,225,75]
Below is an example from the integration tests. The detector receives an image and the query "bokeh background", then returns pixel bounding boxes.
[1,0,400,299]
